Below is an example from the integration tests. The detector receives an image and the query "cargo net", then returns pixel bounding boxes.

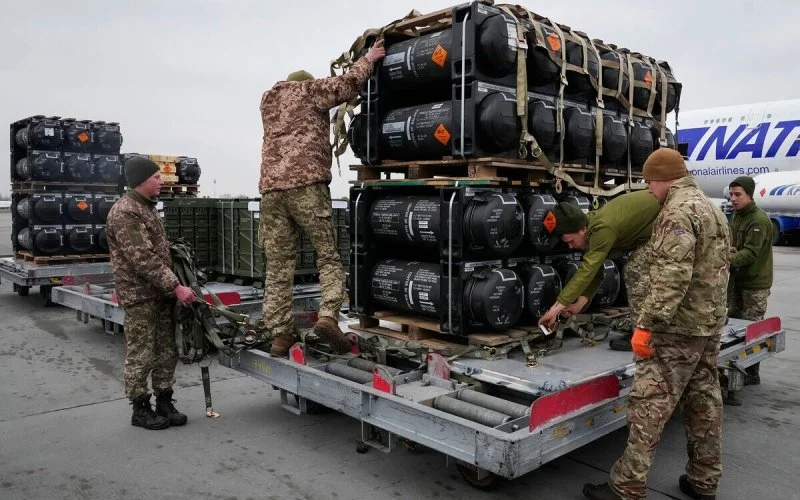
[330,1,682,198]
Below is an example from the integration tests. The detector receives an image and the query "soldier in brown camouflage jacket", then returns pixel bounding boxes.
[107,157,196,430]
[257,39,385,357]
[584,148,730,500]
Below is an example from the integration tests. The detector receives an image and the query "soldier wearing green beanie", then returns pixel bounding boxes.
[538,190,662,336]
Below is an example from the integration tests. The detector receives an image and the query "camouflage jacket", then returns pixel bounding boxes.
[106,191,179,308]
[638,177,731,336]
[259,57,374,194]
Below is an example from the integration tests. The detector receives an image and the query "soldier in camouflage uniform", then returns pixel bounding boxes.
[107,157,197,430]
[258,39,386,357]
[538,191,661,351]
[584,148,730,500]
[724,176,773,405]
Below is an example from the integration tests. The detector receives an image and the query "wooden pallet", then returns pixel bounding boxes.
[350,310,544,351]
[11,181,120,193]
[351,157,642,188]
[15,251,110,265]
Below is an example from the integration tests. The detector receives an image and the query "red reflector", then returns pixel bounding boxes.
[372,366,396,395]
[203,292,241,306]
[745,316,781,343]
[62,276,76,286]
[289,343,306,365]
[529,374,620,432]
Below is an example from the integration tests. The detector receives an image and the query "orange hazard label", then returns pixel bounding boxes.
[160,163,175,174]
[78,132,89,143]
[432,44,448,68]
[546,33,561,52]
[543,210,557,234]
[433,124,451,145]
[76,200,89,211]
[643,71,653,86]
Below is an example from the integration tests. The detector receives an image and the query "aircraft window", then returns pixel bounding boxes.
[741,116,745,121]
[716,118,720,123]
[767,114,772,118]
[704,120,708,124]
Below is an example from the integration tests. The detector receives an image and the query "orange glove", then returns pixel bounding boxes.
[631,328,654,359]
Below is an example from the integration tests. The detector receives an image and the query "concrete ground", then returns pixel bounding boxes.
[1,211,799,499]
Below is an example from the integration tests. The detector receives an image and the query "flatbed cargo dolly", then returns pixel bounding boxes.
[52,281,323,334]
[217,316,785,489]
[0,256,115,306]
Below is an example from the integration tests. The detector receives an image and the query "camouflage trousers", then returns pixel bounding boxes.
[609,333,723,499]
[624,243,652,327]
[728,287,770,322]
[123,299,178,400]
[260,183,345,336]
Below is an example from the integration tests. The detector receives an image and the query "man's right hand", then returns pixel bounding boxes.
[174,285,197,307]
[365,38,386,64]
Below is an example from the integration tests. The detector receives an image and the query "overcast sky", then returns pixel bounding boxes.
[2,0,798,199]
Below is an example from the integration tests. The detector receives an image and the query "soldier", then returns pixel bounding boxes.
[538,191,661,350]
[583,148,730,500]
[106,157,197,430]
[258,39,386,357]
[725,176,773,405]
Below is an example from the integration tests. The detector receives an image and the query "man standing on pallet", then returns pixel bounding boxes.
[724,175,773,406]
[538,190,662,349]
[106,157,197,430]
[584,148,731,500]
[258,39,386,357]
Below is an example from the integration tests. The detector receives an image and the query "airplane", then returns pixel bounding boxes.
[675,98,800,198]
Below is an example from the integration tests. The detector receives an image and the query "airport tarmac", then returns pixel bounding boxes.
[0,211,798,499]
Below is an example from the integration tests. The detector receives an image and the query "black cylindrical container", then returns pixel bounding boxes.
[629,122,654,167]
[17,227,63,254]
[529,101,558,153]
[368,193,524,256]
[64,153,93,181]
[15,197,30,221]
[94,196,117,223]
[517,263,562,319]
[95,227,109,252]
[66,227,93,253]
[379,102,453,160]
[91,122,122,153]
[565,38,599,96]
[652,127,677,151]
[381,30,454,90]
[591,259,621,306]
[26,197,62,224]
[563,107,594,162]
[600,114,628,162]
[16,152,62,182]
[523,193,560,251]
[556,259,580,287]
[477,92,521,152]
[15,118,62,150]
[600,49,630,101]
[66,196,92,223]
[527,25,561,87]
[370,259,523,331]
[62,119,93,152]
[177,157,201,184]
[93,155,122,183]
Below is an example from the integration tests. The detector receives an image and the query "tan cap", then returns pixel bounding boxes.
[642,148,688,181]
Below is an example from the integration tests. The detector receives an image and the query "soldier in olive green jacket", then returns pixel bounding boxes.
[538,190,662,339]
[725,175,773,405]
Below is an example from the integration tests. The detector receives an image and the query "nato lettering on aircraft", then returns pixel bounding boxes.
[676,120,800,160]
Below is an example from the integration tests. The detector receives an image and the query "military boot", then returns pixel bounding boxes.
[744,363,761,386]
[155,388,188,426]
[679,475,716,500]
[608,334,633,352]
[582,483,622,500]
[270,331,296,357]
[131,393,170,430]
[313,317,352,354]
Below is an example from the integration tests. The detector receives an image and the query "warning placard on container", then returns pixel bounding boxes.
[543,211,557,234]
[433,124,451,145]
[431,44,448,68]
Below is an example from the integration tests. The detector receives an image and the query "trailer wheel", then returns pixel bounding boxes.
[40,285,53,307]
[14,284,30,296]
[455,463,498,490]
[772,220,783,246]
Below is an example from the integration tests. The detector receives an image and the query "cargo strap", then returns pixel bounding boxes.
[498,6,535,158]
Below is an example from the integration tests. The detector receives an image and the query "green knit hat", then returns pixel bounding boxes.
[287,70,314,82]
[549,202,588,236]
[124,157,160,189]
[730,176,755,198]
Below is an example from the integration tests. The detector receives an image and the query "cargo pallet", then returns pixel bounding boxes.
[351,157,644,192]
[0,255,114,306]
[159,184,199,197]
[217,316,784,489]
[14,251,110,265]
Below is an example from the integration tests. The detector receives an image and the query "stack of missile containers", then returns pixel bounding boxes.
[348,1,680,335]
[10,115,124,259]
